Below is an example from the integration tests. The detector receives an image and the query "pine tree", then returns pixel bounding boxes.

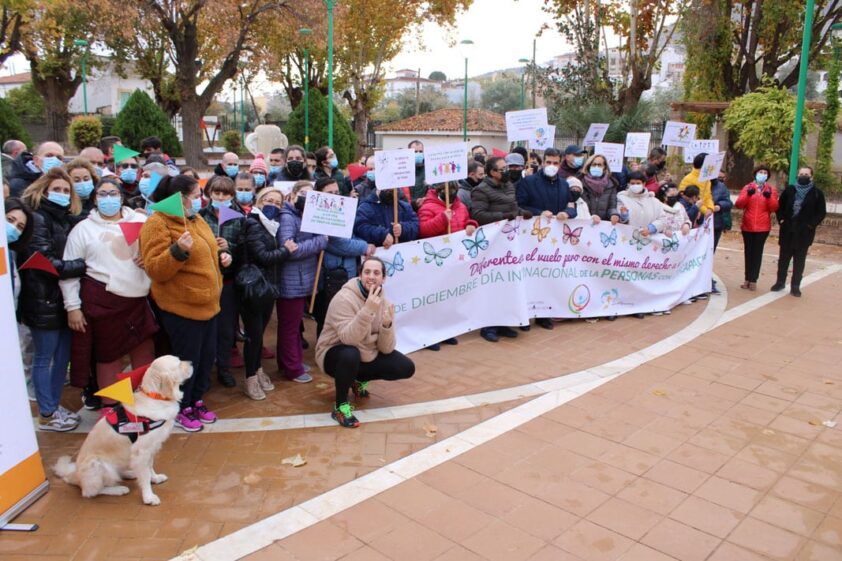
[285,90,355,167]
[113,89,182,156]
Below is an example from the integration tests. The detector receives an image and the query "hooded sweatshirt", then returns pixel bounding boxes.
[617,189,667,231]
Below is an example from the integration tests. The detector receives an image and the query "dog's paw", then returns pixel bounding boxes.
[114,486,130,496]
[151,473,168,485]
[142,493,161,506]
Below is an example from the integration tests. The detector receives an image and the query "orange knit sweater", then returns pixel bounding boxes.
[139,212,222,320]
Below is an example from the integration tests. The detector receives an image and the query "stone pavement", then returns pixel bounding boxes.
[3,235,842,561]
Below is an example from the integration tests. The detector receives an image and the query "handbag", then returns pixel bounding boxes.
[323,267,349,302]
[235,234,278,308]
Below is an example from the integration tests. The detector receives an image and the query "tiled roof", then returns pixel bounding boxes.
[0,72,31,85]
[376,108,506,133]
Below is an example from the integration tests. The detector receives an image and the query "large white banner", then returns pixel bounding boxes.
[377,218,713,353]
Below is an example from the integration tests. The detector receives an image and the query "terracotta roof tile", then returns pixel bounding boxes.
[376,108,506,133]
[0,72,31,85]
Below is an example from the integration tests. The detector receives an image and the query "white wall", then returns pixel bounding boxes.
[375,131,510,154]
[0,82,28,98]
[68,64,154,115]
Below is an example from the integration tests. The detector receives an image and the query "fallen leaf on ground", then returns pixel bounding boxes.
[282,454,307,467]
[823,420,838,428]
[808,419,822,426]
[423,424,438,437]
[652,389,667,397]
[823,380,835,385]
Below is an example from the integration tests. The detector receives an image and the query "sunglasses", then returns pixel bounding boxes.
[120,163,139,169]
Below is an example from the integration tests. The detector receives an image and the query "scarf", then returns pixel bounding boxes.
[582,174,610,196]
[793,182,813,217]
[250,206,279,237]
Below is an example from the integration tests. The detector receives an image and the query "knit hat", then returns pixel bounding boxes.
[566,176,583,191]
[250,153,268,175]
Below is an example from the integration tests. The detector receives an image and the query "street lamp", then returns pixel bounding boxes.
[325,0,336,148]
[459,39,474,142]
[788,0,816,185]
[299,28,313,150]
[73,39,89,115]
[518,58,530,110]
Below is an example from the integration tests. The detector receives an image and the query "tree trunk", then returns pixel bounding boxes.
[181,97,206,168]
[32,76,78,145]
[352,107,369,158]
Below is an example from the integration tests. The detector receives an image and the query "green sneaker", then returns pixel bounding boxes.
[352,380,370,398]
[332,402,360,428]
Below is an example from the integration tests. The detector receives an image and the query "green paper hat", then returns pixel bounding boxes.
[148,192,184,218]
[113,144,141,164]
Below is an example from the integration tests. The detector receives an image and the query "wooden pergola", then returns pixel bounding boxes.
[671,100,827,115]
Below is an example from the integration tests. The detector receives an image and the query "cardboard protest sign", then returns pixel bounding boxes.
[424,142,468,185]
[532,125,556,151]
[583,123,610,146]
[594,142,625,172]
[505,108,548,142]
[300,191,358,239]
[684,139,720,164]
[624,132,651,159]
[373,148,415,190]
[698,152,726,182]
[662,121,697,148]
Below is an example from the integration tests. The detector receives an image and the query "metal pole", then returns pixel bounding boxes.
[531,39,537,108]
[520,72,525,110]
[304,47,310,150]
[463,57,468,142]
[81,52,88,115]
[788,0,815,185]
[326,0,335,148]
[240,74,246,147]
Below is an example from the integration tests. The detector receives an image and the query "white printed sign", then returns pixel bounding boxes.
[505,108,548,142]
[424,142,468,185]
[273,181,297,196]
[624,132,651,159]
[594,142,625,173]
[374,148,415,190]
[300,190,358,239]
[698,151,726,182]
[583,123,610,146]
[532,125,556,150]
[662,121,697,148]
[684,139,720,164]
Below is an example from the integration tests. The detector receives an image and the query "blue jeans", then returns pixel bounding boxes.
[30,327,72,416]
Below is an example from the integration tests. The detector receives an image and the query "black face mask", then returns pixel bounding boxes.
[666,195,679,206]
[473,154,486,164]
[378,190,394,205]
[286,160,305,177]
[569,189,581,202]
[467,177,479,187]
[797,175,811,186]
[508,169,523,183]
[294,194,306,211]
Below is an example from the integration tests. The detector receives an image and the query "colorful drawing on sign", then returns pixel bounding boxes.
[600,229,618,248]
[677,125,692,141]
[432,162,462,177]
[384,252,405,277]
[536,127,547,141]
[562,223,583,245]
[661,233,680,253]
[629,229,653,251]
[601,289,619,309]
[423,242,453,266]
[462,228,490,259]
[568,284,591,314]
[531,218,551,242]
[501,218,521,241]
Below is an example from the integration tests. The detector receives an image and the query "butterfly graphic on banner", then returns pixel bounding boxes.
[462,228,490,258]
[661,234,680,253]
[383,252,405,277]
[501,218,522,241]
[531,218,551,242]
[423,242,453,266]
[629,229,652,251]
[600,228,618,248]
[562,223,583,245]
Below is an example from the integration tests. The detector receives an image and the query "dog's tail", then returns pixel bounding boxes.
[53,455,79,485]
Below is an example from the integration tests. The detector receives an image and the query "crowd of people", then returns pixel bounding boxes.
[1,133,827,431]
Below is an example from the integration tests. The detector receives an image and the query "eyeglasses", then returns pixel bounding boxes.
[494,167,508,173]
[96,190,122,198]
[120,163,139,169]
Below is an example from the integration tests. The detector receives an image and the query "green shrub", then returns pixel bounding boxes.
[68,115,103,151]
[100,115,116,137]
[285,89,355,167]
[222,130,241,154]
[0,97,32,147]
[112,89,182,157]
[6,83,45,121]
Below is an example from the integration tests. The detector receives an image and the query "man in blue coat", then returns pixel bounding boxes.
[354,189,420,248]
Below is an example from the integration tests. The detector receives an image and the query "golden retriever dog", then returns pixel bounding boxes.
[53,355,192,505]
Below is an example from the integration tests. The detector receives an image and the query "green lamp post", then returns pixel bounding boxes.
[460,40,474,142]
[73,39,89,115]
[239,63,246,147]
[788,0,816,185]
[299,28,313,150]
[518,58,530,110]
[325,0,336,148]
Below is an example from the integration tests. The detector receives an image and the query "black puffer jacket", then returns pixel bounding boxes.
[242,212,292,297]
[8,152,42,197]
[17,200,86,329]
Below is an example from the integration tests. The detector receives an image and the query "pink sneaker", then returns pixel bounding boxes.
[193,401,217,424]
[175,408,203,432]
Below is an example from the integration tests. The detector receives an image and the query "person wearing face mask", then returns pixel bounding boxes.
[354,185,420,248]
[504,153,527,186]
[117,156,141,201]
[679,153,715,216]
[239,185,297,399]
[248,153,269,191]
[276,181,328,383]
[213,152,241,179]
[735,165,779,291]
[140,174,228,432]
[199,176,245,389]
[655,182,692,237]
[59,179,155,411]
[772,167,826,297]
[132,157,171,214]
[471,145,487,165]
[275,145,312,182]
[456,160,486,211]
[235,172,257,212]
[647,147,669,180]
[617,170,667,235]
[65,158,98,219]
[19,168,86,431]
[9,141,65,197]
[267,148,286,183]
[354,155,379,200]
[577,154,621,225]
[559,145,586,179]
[408,140,429,205]
[6,197,35,402]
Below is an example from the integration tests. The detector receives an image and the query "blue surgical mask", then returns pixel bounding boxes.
[211,199,232,209]
[415,153,424,166]
[365,171,376,183]
[225,164,239,178]
[261,205,281,221]
[139,177,156,198]
[269,165,282,175]
[47,191,71,207]
[190,198,202,214]
[328,157,339,169]
[41,156,62,173]
[74,179,95,199]
[236,191,254,205]
[572,156,585,168]
[589,166,604,178]
[96,195,122,217]
[120,168,137,184]
[755,173,768,184]
[254,174,266,187]
[6,222,20,244]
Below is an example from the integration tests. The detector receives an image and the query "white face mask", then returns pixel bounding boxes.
[543,165,559,178]
[628,183,645,194]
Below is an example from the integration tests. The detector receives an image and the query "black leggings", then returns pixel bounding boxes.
[241,300,274,377]
[742,231,769,283]
[323,345,415,407]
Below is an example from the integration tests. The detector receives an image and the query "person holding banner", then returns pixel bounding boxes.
[315,256,415,428]
[679,153,714,216]
[617,171,667,235]
[60,178,156,409]
[656,182,692,236]
[19,167,86,431]
[354,187,419,249]
[735,165,779,291]
[277,181,327,383]
[578,154,621,224]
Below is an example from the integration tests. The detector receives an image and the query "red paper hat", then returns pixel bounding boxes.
[492,148,507,158]
[19,252,59,276]
[117,363,152,390]
[347,164,367,182]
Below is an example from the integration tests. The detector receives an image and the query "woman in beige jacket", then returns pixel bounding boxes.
[315,256,415,427]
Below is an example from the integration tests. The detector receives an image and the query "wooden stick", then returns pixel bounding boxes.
[393,195,399,243]
[445,181,451,235]
[308,250,325,314]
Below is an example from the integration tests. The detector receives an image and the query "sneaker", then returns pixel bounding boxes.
[244,375,266,401]
[303,363,312,373]
[497,327,518,338]
[519,324,531,332]
[81,388,102,411]
[536,318,554,330]
[57,405,81,423]
[193,401,217,423]
[230,347,245,368]
[634,313,645,319]
[256,368,275,391]
[26,378,36,402]
[292,373,313,384]
[175,408,203,432]
[695,294,709,300]
[771,282,786,292]
[218,370,236,388]
[39,411,78,432]
[663,310,672,315]
[332,402,360,428]
[261,346,275,359]
[651,311,665,316]
[710,286,721,295]
[585,318,600,323]
[443,337,458,345]
[790,287,802,297]
[426,343,441,351]
[480,328,499,343]
[352,380,370,398]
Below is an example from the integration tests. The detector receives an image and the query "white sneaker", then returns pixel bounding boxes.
[256,368,275,391]
[39,411,78,432]
[56,405,81,423]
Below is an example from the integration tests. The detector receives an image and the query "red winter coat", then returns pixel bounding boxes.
[418,189,478,238]
[735,182,780,232]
